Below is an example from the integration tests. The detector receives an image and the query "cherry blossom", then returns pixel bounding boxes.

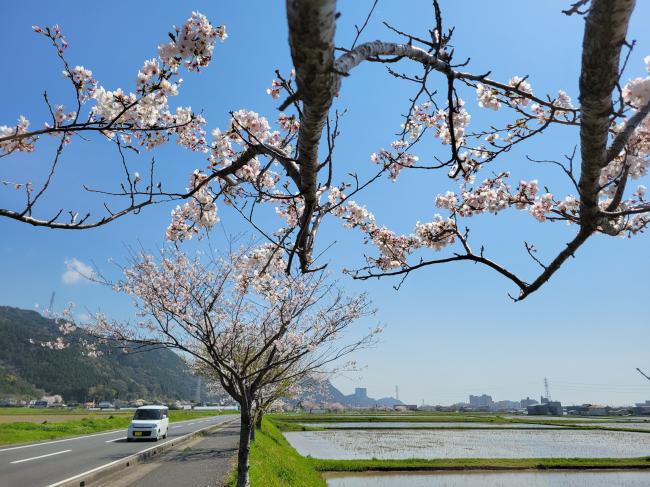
[507,76,533,107]
[0,116,34,154]
[476,83,501,110]
[166,171,218,241]
[157,12,227,72]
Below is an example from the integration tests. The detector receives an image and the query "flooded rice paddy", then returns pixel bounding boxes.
[324,470,650,486]
[299,421,563,429]
[284,428,650,459]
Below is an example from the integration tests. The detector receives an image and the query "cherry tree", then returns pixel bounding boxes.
[2,1,650,299]
[194,357,327,441]
[84,245,378,487]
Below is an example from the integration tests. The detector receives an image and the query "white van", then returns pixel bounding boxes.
[126,405,169,441]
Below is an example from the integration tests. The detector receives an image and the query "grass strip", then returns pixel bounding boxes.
[308,456,650,472]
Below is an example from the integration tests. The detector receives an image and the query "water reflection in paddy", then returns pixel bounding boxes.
[324,470,650,486]
[284,429,650,459]
[300,422,563,429]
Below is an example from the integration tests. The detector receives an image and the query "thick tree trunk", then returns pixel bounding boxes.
[236,409,253,487]
[255,412,263,430]
[286,0,337,270]
[578,0,635,227]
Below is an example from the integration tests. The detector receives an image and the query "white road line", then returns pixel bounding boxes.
[105,437,126,443]
[44,419,236,487]
[0,430,125,452]
[10,449,72,464]
[0,416,226,453]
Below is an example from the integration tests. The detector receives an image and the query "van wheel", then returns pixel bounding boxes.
[127,438,132,442]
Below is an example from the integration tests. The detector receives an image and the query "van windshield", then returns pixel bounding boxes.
[133,409,163,420]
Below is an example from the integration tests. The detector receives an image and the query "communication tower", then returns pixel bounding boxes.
[544,377,551,401]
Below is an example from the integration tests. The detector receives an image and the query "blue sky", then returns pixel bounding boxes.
[1,1,649,406]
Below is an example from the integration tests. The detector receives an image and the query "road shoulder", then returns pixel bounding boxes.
[92,422,239,487]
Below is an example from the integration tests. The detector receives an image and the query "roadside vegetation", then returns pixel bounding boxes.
[0,409,236,445]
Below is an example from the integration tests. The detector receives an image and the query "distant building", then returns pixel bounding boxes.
[520,397,538,408]
[565,404,589,415]
[494,400,520,411]
[354,388,367,400]
[469,394,493,408]
[527,401,562,416]
[584,404,609,416]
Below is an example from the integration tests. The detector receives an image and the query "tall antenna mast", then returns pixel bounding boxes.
[395,385,399,401]
[49,291,56,312]
[544,377,551,400]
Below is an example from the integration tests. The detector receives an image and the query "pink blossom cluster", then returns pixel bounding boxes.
[623,56,650,108]
[207,110,290,185]
[41,337,69,350]
[277,113,300,133]
[436,101,471,148]
[51,105,77,127]
[275,197,304,227]
[370,140,419,181]
[401,100,471,150]
[529,91,575,123]
[600,59,650,212]
[157,12,227,72]
[1,13,225,157]
[331,191,457,270]
[0,116,34,154]
[166,170,218,241]
[506,76,533,107]
[266,79,282,99]
[63,65,96,102]
[434,174,580,223]
[476,83,501,110]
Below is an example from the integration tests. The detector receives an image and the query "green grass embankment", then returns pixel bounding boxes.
[228,418,326,487]
[0,409,236,445]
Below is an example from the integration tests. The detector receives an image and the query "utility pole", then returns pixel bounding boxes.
[544,377,551,401]
[196,376,202,404]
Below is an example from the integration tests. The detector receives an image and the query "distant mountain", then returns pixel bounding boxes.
[0,306,203,403]
[297,380,403,408]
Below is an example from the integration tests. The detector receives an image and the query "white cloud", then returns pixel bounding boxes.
[62,258,94,284]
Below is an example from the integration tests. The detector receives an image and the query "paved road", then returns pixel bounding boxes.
[0,415,237,487]
[98,422,240,487]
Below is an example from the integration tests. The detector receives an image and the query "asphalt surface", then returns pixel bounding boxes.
[0,414,237,487]
[98,422,240,487]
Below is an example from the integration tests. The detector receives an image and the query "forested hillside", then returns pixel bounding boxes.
[0,306,201,403]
